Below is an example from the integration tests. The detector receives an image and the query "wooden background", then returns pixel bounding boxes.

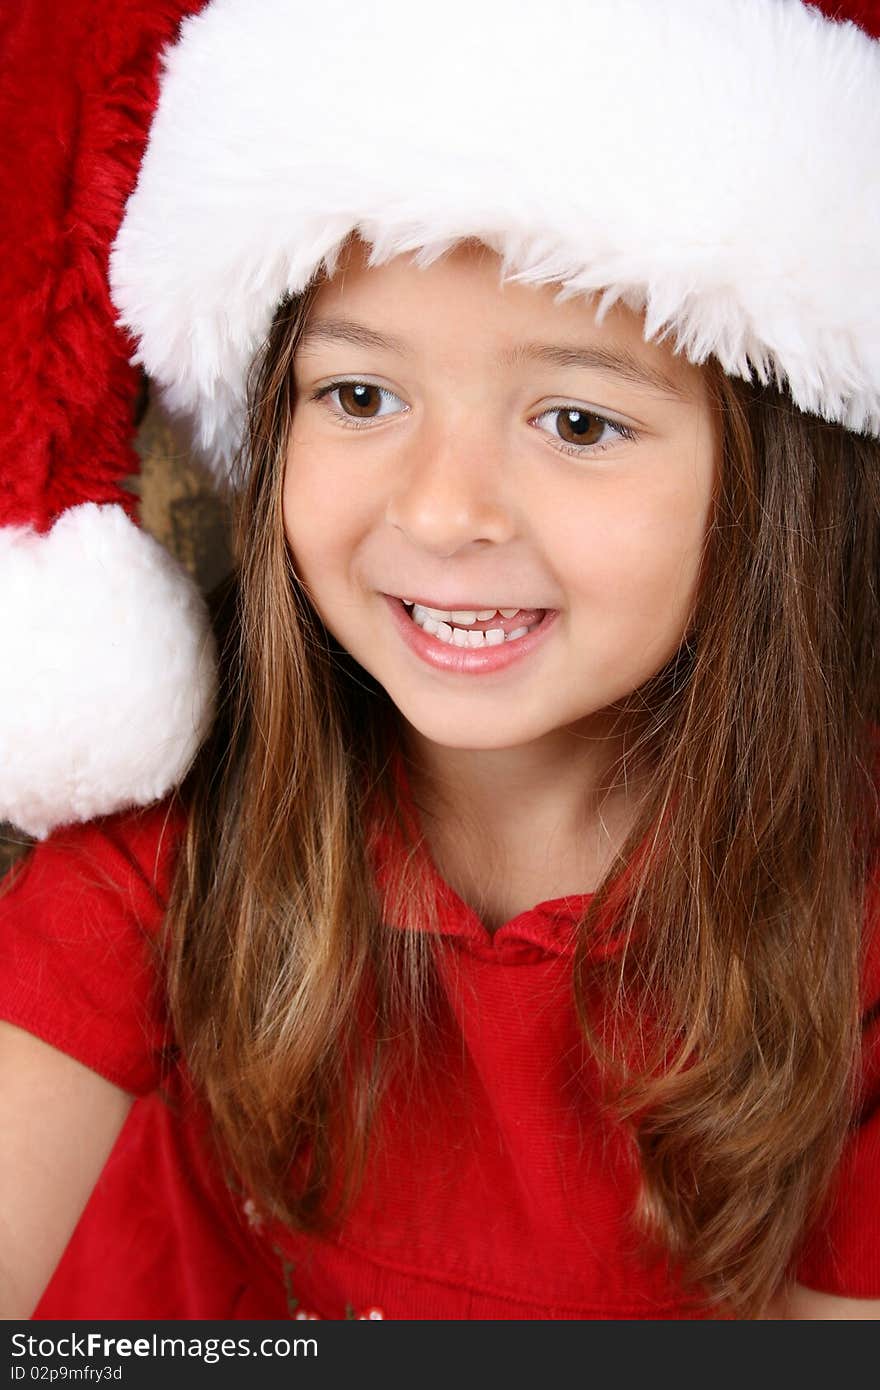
[0,385,234,875]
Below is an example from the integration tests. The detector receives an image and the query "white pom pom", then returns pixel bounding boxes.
[0,504,218,839]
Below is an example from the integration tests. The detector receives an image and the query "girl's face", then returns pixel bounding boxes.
[284,237,716,756]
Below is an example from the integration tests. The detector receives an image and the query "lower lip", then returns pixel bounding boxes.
[383,595,559,675]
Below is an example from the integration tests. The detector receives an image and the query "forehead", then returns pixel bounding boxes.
[303,234,706,402]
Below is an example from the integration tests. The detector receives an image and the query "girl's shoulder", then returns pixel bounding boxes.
[1,792,189,924]
[0,794,190,1095]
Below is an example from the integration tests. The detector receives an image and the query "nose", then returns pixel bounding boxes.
[385,416,517,556]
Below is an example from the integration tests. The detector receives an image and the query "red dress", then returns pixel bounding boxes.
[1,757,878,1319]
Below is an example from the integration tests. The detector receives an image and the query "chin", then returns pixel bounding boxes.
[395,705,544,753]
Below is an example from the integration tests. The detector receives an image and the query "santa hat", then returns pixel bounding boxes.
[2,0,879,839]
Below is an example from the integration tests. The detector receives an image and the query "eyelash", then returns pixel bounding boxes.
[308,379,638,459]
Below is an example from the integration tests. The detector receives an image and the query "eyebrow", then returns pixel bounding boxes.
[296,316,693,402]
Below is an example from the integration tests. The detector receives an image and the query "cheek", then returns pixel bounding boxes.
[553,452,714,625]
[281,462,308,562]
[283,444,350,568]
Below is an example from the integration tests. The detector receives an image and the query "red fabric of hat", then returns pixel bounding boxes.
[0,0,215,840]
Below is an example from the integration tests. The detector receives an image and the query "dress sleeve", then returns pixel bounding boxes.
[0,797,188,1096]
[793,862,880,1299]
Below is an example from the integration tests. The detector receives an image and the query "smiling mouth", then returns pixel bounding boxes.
[401,600,548,647]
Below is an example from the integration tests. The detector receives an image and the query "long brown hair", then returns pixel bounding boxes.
[162,276,880,1318]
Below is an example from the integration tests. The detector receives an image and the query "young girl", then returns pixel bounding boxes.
[1,0,879,1321]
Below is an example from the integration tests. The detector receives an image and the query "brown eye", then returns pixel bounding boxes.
[554,408,607,447]
[533,405,634,458]
[313,380,407,426]
[336,382,383,418]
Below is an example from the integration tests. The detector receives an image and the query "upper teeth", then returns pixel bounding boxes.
[404,604,522,622]
[407,602,537,648]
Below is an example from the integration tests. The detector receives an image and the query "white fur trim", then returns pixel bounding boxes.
[0,505,217,839]
[110,0,880,475]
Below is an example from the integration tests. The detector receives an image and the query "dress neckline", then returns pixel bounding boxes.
[366,746,633,960]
